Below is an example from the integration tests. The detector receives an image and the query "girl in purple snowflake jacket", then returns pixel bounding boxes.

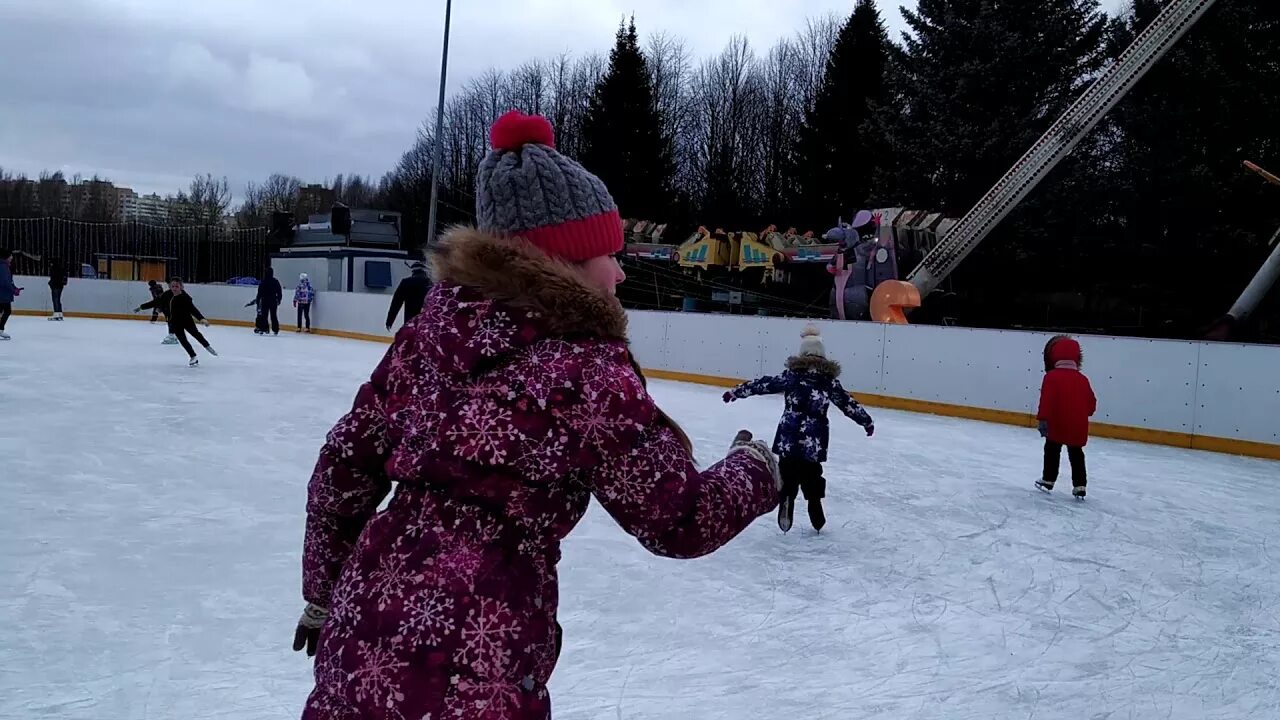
[293,111,780,720]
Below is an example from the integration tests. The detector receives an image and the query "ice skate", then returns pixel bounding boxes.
[808,499,826,532]
[206,346,218,357]
[188,357,199,367]
[778,496,794,533]
[0,331,10,340]
[1035,479,1055,493]
[162,334,179,345]
[296,327,303,333]
[1073,486,1087,500]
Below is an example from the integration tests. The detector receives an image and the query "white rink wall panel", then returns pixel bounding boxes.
[11,276,1279,455]
[1194,342,1280,446]
[1077,336,1200,435]
[881,325,1046,412]
[765,319,887,395]
[314,291,396,339]
[656,312,770,380]
[625,311,669,372]
[14,275,256,322]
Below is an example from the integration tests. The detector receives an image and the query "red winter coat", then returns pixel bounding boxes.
[1036,338,1097,447]
[300,229,778,720]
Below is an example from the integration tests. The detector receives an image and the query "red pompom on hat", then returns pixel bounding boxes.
[476,109,621,263]
[489,110,556,152]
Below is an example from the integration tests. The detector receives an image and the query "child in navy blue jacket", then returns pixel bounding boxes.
[724,326,874,532]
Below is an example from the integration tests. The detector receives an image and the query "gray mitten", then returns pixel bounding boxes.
[729,431,782,492]
[292,603,329,657]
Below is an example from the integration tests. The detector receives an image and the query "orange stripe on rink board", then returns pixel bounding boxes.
[14,309,256,328]
[17,312,1277,461]
[642,369,1280,462]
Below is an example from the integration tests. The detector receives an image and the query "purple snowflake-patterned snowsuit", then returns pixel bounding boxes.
[300,229,779,720]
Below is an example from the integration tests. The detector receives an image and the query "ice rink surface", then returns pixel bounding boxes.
[3,317,1280,720]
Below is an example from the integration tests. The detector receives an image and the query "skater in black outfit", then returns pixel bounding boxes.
[386,261,431,331]
[135,277,218,366]
[0,249,18,340]
[48,259,67,321]
[255,267,283,335]
[147,280,166,323]
[724,326,874,532]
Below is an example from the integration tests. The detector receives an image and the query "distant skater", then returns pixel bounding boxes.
[48,258,67,321]
[1036,336,1096,498]
[135,278,218,366]
[0,249,19,340]
[385,261,431,331]
[724,325,874,532]
[147,280,166,323]
[256,267,283,336]
[293,273,315,333]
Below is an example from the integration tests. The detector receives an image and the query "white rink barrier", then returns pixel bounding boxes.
[12,276,1279,459]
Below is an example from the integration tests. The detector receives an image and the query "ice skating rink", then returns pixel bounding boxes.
[3,318,1279,720]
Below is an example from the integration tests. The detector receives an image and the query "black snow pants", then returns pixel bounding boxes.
[297,303,311,330]
[779,457,826,501]
[173,317,210,358]
[262,302,280,334]
[0,302,10,331]
[51,287,63,314]
[1043,441,1087,488]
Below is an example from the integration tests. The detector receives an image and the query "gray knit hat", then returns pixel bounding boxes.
[476,110,623,262]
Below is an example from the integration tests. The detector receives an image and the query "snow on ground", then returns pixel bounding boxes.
[2,317,1279,720]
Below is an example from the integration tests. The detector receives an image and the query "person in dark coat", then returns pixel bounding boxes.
[724,325,875,532]
[48,259,68,321]
[385,261,431,331]
[256,267,284,336]
[135,277,218,366]
[1036,336,1097,498]
[146,280,166,323]
[0,249,19,340]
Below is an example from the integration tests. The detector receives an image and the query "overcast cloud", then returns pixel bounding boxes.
[0,0,1128,201]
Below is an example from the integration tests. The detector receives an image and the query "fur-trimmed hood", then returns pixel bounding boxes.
[428,226,627,341]
[785,354,841,377]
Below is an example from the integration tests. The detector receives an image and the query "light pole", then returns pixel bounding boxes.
[425,0,452,248]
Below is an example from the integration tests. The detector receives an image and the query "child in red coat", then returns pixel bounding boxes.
[1036,336,1097,498]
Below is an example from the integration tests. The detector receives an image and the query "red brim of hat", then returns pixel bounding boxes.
[519,209,623,263]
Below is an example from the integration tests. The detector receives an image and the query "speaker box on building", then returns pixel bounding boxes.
[331,204,352,237]
[269,211,295,241]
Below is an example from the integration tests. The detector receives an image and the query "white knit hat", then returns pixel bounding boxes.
[799,325,826,358]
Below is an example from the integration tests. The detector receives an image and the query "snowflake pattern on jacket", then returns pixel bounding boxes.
[726,355,873,463]
[295,278,316,305]
[300,228,779,720]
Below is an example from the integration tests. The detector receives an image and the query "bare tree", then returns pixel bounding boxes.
[237,173,301,227]
[187,173,231,224]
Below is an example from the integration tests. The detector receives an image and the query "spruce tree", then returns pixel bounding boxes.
[884,0,1108,215]
[580,18,674,220]
[794,0,891,223]
[1107,0,1280,332]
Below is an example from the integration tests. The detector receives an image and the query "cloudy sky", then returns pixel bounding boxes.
[0,0,1128,201]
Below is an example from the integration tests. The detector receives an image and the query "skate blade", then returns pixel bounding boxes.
[1035,484,1054,494]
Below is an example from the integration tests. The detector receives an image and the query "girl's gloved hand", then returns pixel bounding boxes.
[292,603,329,657]
[729,430,782,492]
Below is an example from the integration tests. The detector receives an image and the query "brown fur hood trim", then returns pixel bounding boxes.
[428,226,628,341]
[785,354,841,377]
